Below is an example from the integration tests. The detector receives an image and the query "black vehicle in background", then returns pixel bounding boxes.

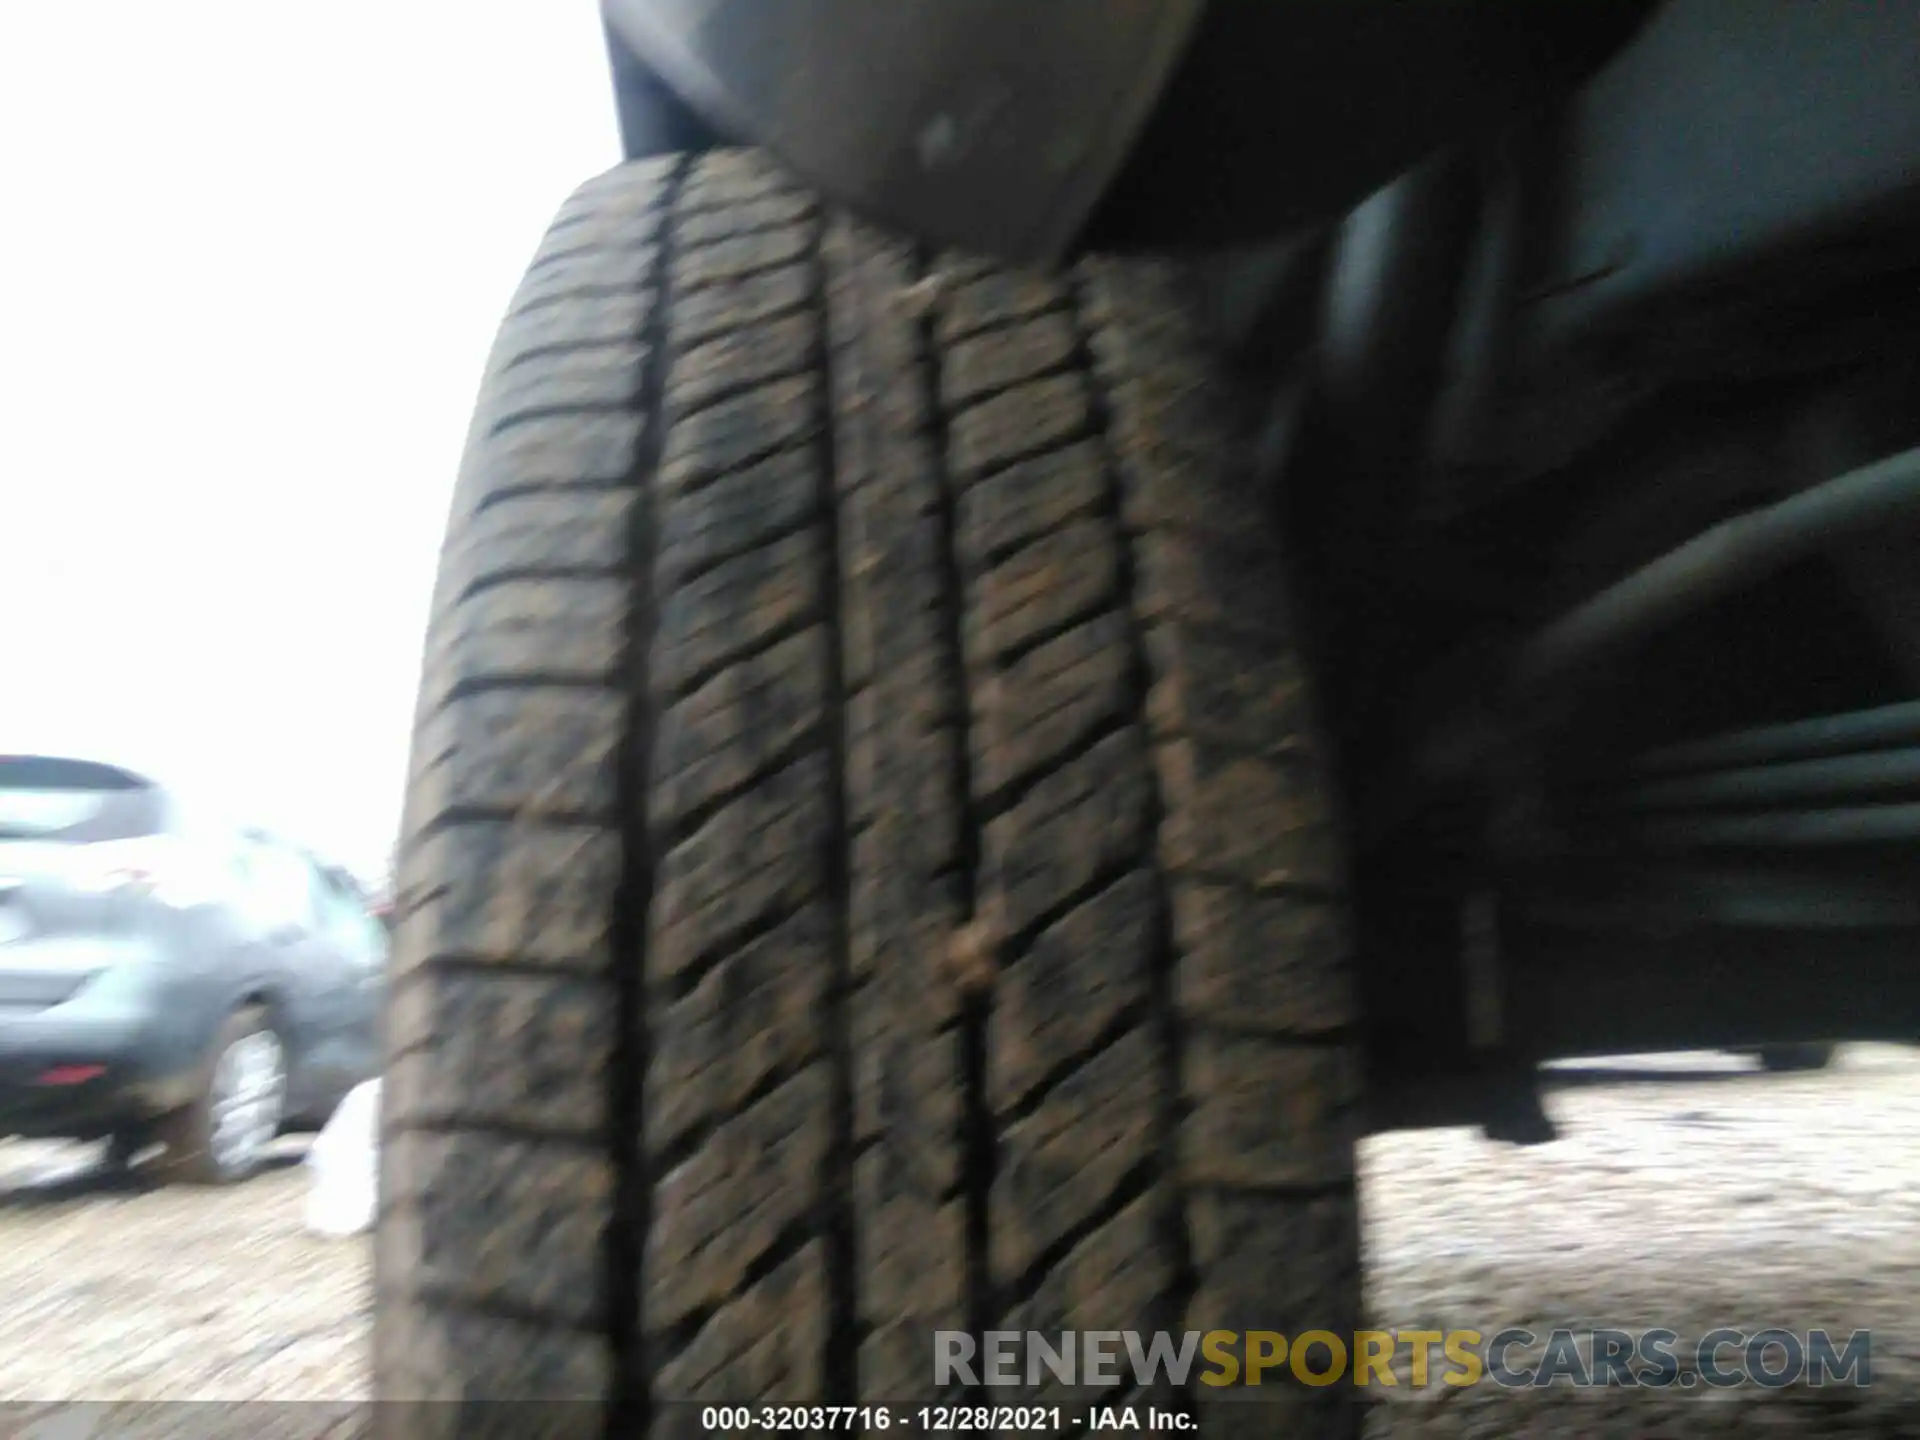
[0,755,384,1183]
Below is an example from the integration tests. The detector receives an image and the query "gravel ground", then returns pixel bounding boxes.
[0,1137,369,1403]
[1363,1044,1920,1436]
[1,1048,1914,1435]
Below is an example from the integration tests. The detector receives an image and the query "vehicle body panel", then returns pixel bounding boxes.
[602,0,1201,262]
[0,763,381,1140]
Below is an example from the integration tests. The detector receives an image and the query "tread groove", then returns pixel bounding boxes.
[606,156,689,1438]
[919,246,995,1405]
[812,216,862,1409]
[1066,272,1198,1413]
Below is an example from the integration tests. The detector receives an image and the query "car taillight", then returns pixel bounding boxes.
[34,1064,106,1086]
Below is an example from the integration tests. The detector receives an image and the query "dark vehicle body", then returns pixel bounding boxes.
[0,755,384,1152]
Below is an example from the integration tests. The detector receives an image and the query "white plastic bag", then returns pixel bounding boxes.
[304,1077,381,1237]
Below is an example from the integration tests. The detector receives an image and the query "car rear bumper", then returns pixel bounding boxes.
[0,1011,199,1138]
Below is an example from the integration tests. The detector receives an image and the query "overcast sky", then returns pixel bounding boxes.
[0,5,619,881]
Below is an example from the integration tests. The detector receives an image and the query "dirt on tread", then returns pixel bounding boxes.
[377,150,1362,1438]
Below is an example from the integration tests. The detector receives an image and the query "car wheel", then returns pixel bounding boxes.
[376,152,1362,1434]
[155,1005,287,1184]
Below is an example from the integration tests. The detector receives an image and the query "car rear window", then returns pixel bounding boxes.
[0,757,170,842]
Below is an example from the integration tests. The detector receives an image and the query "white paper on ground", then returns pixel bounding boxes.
[303,1077,380,1237]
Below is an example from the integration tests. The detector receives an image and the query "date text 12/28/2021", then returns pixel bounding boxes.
[698,1406,1194,1432]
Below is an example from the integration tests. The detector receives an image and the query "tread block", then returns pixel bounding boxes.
[843,655,955,833]
[669,311,820,416]
[464,412,649,510]
[651,1245,827,1411]
[677,190,818,250]
[955,439,1106,568]
[1130,530,1291,643]
[489,342,652,427]
[373,1302,608,1407]
[658,376,821,496]
[651,627,827,832]
[934,271,1069,346]
[851,977,963,1162]
[855,1156,967,1400]
[838,494,945,699]
[645,1067,832,1335]
[971,609,1132,805]
[982,729,1152,940]
[647,903,832,1157]
[1185,1189,1360,1329]
[427,578,627,702]
[1003,1193,1172,1379]
[1153,740,1342,891]
[449,490,634,585]
[496,285,657,364]
[1143,622,1323,762]
[939,311,1079,412]
[1181,1032,1359,1188]
[392,822,620,973]
[1171,885,1354,1034]
[653,529,825,697]
[512,246,662,314]
[382,1132,613,1328]
[963,518,1120,666]
[992,1028,1162,1278]
[989,869,1156,1113]
[675,263,815,352]
[948,373,1094,484]
[656,443,820,587]
[413,688,625,823]
[557,158,677,218]
[651,755,831,982]
[673,225,814,294]
[385,970,616,1136]
[678,152,795,213]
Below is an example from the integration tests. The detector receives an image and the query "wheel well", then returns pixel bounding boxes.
[605,18,720,163]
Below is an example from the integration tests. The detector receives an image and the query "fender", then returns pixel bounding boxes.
[601,0,1201,263]
[602,0,1651,263]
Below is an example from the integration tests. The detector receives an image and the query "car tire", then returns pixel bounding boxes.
[153,1005,287,1185]
[1756,1042,1836,1073]
[376,152,1362,1434]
